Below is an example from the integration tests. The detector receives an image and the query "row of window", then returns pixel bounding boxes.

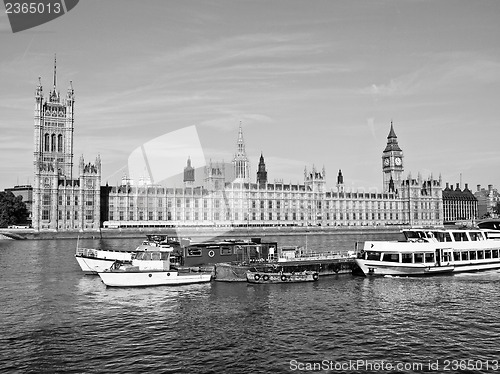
[43,133,64,152]
[186,246,248,257]
[109,210,408,222]
[367,249,500,263]
[45,195,96,206]
[41,209,94,221]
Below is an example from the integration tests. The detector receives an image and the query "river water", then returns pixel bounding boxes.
[1,235,500,373]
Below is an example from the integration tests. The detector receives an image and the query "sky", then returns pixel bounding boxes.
[1,0,500,192]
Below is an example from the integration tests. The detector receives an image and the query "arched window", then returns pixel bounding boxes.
[57,134,63,152]
[44,133,50,152]
[51,134,56,152]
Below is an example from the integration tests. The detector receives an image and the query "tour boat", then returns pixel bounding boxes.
[75,235,181,274]
[355,228,500,276]
[246,270,319,284]
[97,247,212,287]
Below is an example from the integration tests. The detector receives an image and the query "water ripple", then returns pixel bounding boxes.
[2,238,500,373]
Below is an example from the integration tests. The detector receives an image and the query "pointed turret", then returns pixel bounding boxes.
[337,169,344,185]
[384,121,402,152]
[232,122,250,182]
[49,54,60,103]
[184,156,195,186]
[337,169,345,193]
[257,152,267,187]
[53,54,57,91]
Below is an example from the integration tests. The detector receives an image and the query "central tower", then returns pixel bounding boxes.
[32,56,101,232]
[34,55,75,178]
[382,121,404,193]
[232,122,250,183]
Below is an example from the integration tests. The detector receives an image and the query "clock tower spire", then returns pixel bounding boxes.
[382,121,404,193]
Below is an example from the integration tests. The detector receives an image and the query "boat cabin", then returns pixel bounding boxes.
[131,248,173,271]
[402,229,487,243]
[279,246,299,260]
[362,229,497,267]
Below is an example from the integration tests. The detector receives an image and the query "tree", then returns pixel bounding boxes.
[494,202,500,216]
[0,191,29,228]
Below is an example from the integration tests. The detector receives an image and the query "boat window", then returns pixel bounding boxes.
[404,231,424,240]
[220,246,232,256]
[477,251,484,260]
[453,252,460,261]
[366,251,381,261]
[469,251,476,260]
[433,232,446,242]
[453,232,468,242]
[468,232,481,241]
[443,252,451,262]
[151,252,161,261]
[424,253,435,263]
[382,253,399,262]
[485,250,492,259]
[234,245,245,255]
[161,252,170,260]
[493,250,499,258]
[187,247,202,257]
[443,233,453,242]
[136,252,151,261]
[401,253,412,263]
[461,251,469,261]
[414,253,424,263]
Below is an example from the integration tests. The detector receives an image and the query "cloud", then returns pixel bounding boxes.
[362,70,423,97]
[199,113,273,132]
[361,51,500,98]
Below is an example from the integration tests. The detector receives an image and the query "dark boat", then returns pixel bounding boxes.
[180,238,278,267]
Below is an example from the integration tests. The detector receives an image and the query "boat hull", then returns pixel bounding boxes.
[75,255,121,274]
[355,259,500,277]
[98,270,212,287]
[75,248,135,274]
[215,258,356,281]
[246,271,319,284]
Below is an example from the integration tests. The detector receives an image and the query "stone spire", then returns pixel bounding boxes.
[384,120,402,152]
[233,121,250,182]
[50,54,59,102]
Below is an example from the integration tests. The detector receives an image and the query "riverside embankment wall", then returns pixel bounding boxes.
[0,225,405,242]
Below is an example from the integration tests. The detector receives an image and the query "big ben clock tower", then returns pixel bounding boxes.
[382,121,404,193]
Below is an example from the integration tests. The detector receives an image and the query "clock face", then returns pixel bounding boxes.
[383,158,390,166]
[395,157,402,166]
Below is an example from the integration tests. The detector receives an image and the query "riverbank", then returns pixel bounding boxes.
[0,225,405,241]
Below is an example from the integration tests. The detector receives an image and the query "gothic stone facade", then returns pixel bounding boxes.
[32,59,101,231]
[103,123,443,228]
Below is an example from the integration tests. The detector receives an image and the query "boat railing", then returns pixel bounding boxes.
[278,250,355,261]
[75,247,99,257]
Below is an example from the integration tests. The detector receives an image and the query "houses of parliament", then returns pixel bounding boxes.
[30,61,470,232]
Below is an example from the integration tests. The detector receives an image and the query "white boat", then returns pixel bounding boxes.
[355,228,500,276]
[98,247,212,287]
[75,247,138,274]
[75,235,181,274]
